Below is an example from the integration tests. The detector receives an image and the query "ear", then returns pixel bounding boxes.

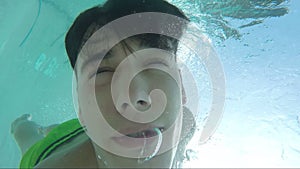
[178,69,187,105]
[172,106,196,167]
[182,106,196,139]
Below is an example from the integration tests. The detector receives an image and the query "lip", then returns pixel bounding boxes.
[111,126,164,148]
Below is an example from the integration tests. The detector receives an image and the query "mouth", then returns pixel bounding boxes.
[111,127,164,148]
[125,127,164,138]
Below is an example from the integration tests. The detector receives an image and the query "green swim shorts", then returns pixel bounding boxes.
[19,119,84,169]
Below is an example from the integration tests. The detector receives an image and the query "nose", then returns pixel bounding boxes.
[134,91,151,111]
[130,73,152,112]
[115,74,151,113]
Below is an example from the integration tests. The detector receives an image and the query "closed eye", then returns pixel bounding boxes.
[89,67,114,79]
[96,67,114,74]
[146,60,169,67]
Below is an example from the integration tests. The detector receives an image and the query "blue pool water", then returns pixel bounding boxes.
[0,0,299,168]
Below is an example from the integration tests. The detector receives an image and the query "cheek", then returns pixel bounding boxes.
[95,90,113,111]
[148,73,182,124]
[77,78,111,113]
[164,86,182,124]
[94,83,119,119]
[164,75,182,120]
[159,74,182,106]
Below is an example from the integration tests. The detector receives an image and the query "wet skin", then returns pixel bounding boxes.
[14,37,187,168]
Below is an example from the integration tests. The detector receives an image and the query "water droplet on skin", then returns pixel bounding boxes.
[97,154,108,166]
[103,160,108,166]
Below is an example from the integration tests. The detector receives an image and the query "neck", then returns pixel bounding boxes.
[92,145,108,168]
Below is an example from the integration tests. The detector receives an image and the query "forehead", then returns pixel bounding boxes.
[77,38,140,72]
[76,36,175,73]
[78,28,177,60]
[79,29,121,60]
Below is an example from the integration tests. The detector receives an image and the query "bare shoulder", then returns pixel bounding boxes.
[34,133,98,168]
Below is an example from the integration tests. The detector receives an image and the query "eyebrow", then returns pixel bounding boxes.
[80,51,113,73]
[80,46,175,73]
[80,41,134,73]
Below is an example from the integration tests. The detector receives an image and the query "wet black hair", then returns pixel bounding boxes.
[65,0,189,69]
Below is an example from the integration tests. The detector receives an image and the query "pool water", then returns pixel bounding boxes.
[0,0,299,168]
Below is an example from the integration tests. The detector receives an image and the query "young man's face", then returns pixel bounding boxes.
[74,36,184,167]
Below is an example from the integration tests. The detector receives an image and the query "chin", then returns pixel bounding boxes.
[95,146,176,168]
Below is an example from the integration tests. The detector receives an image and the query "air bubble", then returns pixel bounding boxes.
[137,127,162,164]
